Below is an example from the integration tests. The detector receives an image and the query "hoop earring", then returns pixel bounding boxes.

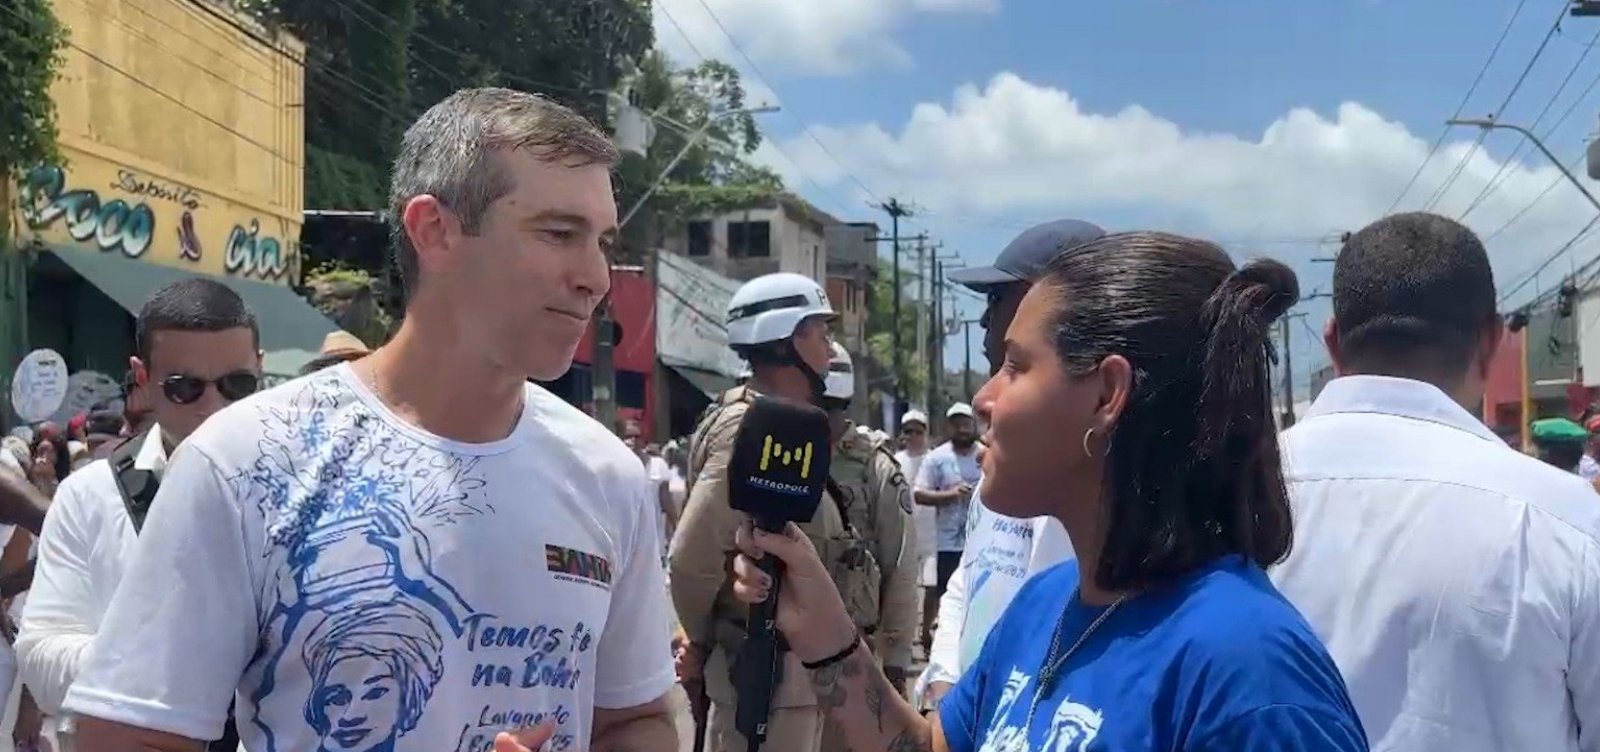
[1082,427,1096,459]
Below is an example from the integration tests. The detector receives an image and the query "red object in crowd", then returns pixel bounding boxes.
[570,268,657,441]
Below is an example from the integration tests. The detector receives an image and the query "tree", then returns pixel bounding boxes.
[612,50,784,261]
[866,258,931,403]
[0,0,67,181]
[0,0,67,403]
[242,0,654,210]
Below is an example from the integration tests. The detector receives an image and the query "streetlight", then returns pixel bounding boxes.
[1446,117,1600,215]
[595,104,778,434]
[619,105,781,227]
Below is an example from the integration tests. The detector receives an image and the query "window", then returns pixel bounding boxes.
[728,221,771,258]
[687,221,712,256]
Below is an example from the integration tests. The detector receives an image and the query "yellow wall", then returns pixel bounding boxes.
[14,0,305,284]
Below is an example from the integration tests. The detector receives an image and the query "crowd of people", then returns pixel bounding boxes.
[0,85,1592,752]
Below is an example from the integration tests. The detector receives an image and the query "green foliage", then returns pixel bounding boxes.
[305,145,388,210]
[243,0,654,211]
[305,261,395,345]
[866,258,932,400]
[616,50,782,252]
[0,0,67,177]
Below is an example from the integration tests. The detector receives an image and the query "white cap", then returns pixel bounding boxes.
[824,342,855,400]
[946,402,975,420]
[901,409,928,427]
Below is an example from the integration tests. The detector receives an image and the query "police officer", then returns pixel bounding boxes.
[820,344,917,687]
[670,272,861,752]
[815,343,918,751]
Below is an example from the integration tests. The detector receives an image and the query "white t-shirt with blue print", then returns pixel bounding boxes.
[62,365,676,752]
[916,442,983,552]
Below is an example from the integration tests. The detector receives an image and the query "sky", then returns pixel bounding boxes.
[651,0,1600,395]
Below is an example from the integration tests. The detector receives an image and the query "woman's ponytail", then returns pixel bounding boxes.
[1193,259,1300,461]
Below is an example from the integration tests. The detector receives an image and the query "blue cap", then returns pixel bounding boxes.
[948,218,1106,291]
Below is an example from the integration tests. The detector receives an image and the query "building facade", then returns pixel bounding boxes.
[4,0,335,425]
[660,194,836,284]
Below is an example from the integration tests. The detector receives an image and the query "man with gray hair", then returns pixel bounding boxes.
[65,88,678,752]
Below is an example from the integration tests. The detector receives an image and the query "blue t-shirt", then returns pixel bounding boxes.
[939,556,1367,752]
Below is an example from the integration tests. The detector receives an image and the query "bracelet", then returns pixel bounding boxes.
[802,628,862,670]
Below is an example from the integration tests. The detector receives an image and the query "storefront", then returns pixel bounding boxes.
[15,154,336,389]
[1,0,330,428]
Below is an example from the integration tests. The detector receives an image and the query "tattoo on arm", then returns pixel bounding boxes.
[887,728,933,752]
[810,652,863,710]
[866,678,884,732]
[808,648,934,752]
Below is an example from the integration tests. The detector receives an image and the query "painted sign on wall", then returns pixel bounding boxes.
[16,151,301,285]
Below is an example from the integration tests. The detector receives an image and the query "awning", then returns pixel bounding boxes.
[46,245,339,379]
[667,362,734,398]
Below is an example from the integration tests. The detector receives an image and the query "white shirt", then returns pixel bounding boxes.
[61,366,675,752]
[18,428,166,735]
[1273,375,1600,752]
[915,442,982,552]
[894,449,934,564]
[916,487,1073,695]
[0,449,21,713]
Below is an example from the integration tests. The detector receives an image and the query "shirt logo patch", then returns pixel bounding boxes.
[545,545,613,589]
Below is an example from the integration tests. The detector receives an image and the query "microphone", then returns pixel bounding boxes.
[727,396,832,752]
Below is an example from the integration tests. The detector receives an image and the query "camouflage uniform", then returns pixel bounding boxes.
[669,386,879,752]
[819,423,917,752]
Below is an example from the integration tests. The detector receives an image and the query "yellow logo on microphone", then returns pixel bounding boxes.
[759,435,814,479]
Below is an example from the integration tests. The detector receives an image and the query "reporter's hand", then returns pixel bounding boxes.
[493,720,555,752]
[731,521,856,663]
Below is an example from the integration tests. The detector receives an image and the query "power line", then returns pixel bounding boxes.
[1425,0,1566,211]
[685,0,884,203]
[0,2,299,169]
[653,0,857,219]
[1481,149,1585,242]
[1499,213,1600,305]
[1461,21,1600,218]
[1386,0,1533,215]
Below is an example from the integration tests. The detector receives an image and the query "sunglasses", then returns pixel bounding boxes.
[159,372,260,405]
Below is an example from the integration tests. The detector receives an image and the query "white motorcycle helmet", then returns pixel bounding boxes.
[726,273,835,347]
[824,342,855,402]
[726,272,836,395]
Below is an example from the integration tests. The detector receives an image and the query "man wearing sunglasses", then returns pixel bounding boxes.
[19,277,261,752]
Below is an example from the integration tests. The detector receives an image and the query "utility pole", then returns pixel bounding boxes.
[1280,314,1307,428]
[873,198,914,428]
[962,318,979,399]
[588,17,619,434]
[926,256,939,418]
[932,258,947,417]
[921,238,934,369]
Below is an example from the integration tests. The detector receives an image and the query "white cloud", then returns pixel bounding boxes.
[652,0,996,77]
[764,72,1600,304]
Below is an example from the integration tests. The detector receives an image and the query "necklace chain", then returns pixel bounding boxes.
[1021,589,1128,732]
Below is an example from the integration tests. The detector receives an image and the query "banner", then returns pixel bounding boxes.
[655,252,745,378]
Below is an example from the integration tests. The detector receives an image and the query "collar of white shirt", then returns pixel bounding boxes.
[134,424,171,481]
[1302,375,1501,444]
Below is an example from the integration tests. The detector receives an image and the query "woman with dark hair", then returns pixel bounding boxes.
[27,424,71,497]
[719,232,1368,752]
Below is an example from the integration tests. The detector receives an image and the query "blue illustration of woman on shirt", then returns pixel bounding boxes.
[301,596,445,751]
[238,378,487,752]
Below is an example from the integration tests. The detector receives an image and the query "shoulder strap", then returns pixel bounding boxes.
[109,431,160,534]
[824,477,856,534]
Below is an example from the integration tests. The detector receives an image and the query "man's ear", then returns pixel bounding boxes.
[1323,319,1343,376]
[129,356,150,389]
